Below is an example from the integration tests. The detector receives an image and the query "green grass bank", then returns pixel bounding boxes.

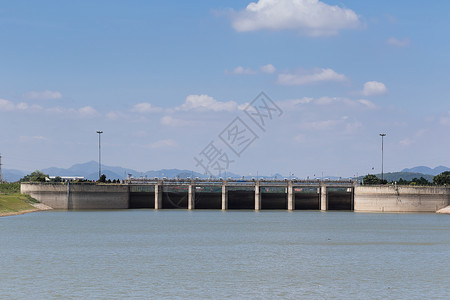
[0,183,41,217]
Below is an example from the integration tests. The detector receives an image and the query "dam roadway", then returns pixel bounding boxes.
[21,179,450,213]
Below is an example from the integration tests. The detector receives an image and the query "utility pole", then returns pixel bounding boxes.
[0,153,3,183]
[97,131,103,180]
[380,133,387,182]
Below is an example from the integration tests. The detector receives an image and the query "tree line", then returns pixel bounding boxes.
[363,171,450,185]
[18,171,121,184]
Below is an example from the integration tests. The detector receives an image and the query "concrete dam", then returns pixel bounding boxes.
[21,179,450,212]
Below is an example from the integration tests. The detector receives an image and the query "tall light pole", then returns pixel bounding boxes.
[97,131,103,180]
[380,133,386,182]
[0,153,3,183]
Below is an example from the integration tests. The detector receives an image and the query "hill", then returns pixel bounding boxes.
[2,169,27,182]
[3,162,448,183]
[382,172,434,182]
[401,166,450,176]
[35,161,239,181]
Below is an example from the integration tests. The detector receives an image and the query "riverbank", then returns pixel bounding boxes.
[436,205,450,214]
[0,193,52,217]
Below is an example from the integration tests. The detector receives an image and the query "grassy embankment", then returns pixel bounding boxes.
[0,183,40,216]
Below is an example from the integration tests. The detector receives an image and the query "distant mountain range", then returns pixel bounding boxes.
[2,161,242,182]
[1,169,28,183]
[40,161,227,181]
[401,166,450,176]
[361,172,435,183]
[2,162,449,182]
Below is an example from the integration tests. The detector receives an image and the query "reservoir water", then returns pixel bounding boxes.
[1,210,449,299]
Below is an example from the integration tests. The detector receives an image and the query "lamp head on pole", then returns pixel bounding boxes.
[380,133,386,137]
[97,131,103,134]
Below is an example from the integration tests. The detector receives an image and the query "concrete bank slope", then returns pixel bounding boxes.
[21,183,129,209]
[355,186,450,213]
[436,205,450,214]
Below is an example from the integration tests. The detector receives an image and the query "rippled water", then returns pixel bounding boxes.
[1,210,449,299]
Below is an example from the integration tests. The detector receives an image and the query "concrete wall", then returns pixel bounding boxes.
[21,183,129,209]
[21,182,450,213]
[354,186,450,212]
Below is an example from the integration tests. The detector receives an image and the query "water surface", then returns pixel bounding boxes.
[1,210,449,299]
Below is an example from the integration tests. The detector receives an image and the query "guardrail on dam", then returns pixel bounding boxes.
[20,180,450,212]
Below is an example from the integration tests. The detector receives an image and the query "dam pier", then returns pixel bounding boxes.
[21,179,450,213]
[128,179,355,211]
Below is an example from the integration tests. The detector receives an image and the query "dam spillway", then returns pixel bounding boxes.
[20,179,355,211]
[20,180,450,212]
[128,179,354,211]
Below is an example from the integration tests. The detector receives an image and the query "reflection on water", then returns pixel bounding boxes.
[1,210,449,299]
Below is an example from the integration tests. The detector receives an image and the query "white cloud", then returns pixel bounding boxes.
[277,68,347,85]
[146,139,178,149]
[46,106,65,114]
[293,133,306,143]
[131,102,163,113]
[0,96,99,117]
[0,99,15,111]
[399,129,429,147]
[16,102,43,112]
[384,14,397,24]
[160,116,195,127]
[238,102,250,110]
[231,0,361,36]
[227,64,276,75]
[278,97,314,110]
[299,119,341,130]
[106,111,119,120]
[260,64,276,74]
[415,129,427,137]
[345,121,362,134]
[278,96,376,111]
[178,94,238,112]
[106,111,125,120]
[1,100,97,118]
[24,90,62,100]
[362,81,387,96]
[0,99,44,112]
[358,99,377,109]
[387,37,410,47]
[299,116,355,132]
[228,66,257,75]
[399,138,412,146]
[314,96,349,105]
[440,115,450,126]
[16,102,28,110]
[78,106,97,117]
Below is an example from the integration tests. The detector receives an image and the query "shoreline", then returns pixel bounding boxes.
[0,208,39,217]
[436,205,450,214]
[1,208,448,216]
[0,202,53,218]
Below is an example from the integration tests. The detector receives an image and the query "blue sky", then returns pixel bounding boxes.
[1,0,449,178]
